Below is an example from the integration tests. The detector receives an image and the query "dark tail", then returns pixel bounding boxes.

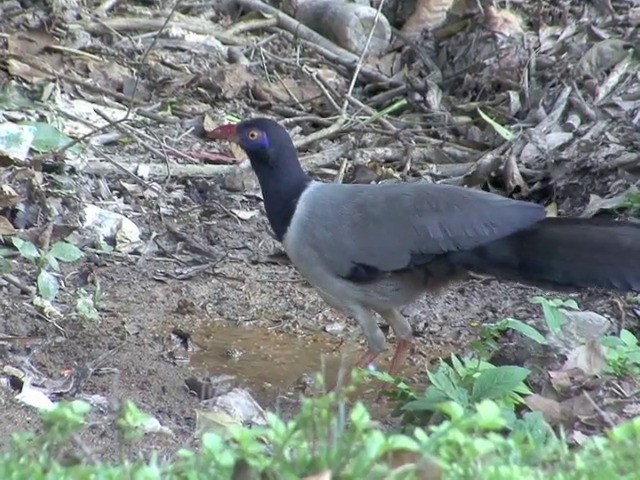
[451,217,640,292]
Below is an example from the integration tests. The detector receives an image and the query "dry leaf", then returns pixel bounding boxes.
[484,7,524,36]
[387,450,443,479]
[562,339,607,375]
[548,367,588,392]
[402,0,455,35]
[230,209,259,221]
[525,393,573,425]
[0,216,16,236]
[575,39,631,78]
[0,185,20,208]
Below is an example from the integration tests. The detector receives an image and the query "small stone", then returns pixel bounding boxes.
[324,322,344,335]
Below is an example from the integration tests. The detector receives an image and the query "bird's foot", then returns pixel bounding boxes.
[328,349,382,393]
[388,338,412,376]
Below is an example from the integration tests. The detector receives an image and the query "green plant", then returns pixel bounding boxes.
[530,296,580,335]
[371,355,531,426]
[76,286,102,321]
[4,390,640,479]
[471,317,547,359]
[601,329,640,377]
[10,236,85,311]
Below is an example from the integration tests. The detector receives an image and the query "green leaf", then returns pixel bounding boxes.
[503,318,547,345]
[471,366,530,402]
[477,108,515,141]
[450,354,467,377]
[18,121,80,154]
[37,270,59,300]
[531,296,566,334]
[49,241,84,262]
[12,237,40,261]
[44,253,60,272]
[475,399,508,430]
[428,362,467,404]
[620,329,638,347]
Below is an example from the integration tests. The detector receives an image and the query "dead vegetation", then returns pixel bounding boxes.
[0,0,639,462]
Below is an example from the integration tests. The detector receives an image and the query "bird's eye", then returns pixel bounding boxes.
[247,129,260,140]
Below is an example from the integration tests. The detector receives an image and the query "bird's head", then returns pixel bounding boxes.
[207,118,294,168]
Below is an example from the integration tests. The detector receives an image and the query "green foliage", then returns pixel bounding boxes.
[10,237,92,318]
[471,317,547,359]
[530,296,580,335]
[622,191,640,215]
[601,329,640,377]
[3,392,640,479]
[370,355,531,427]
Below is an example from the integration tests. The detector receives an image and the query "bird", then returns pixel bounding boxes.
[204,117,640,383]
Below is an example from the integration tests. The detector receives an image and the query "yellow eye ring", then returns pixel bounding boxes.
[247,130,260,140]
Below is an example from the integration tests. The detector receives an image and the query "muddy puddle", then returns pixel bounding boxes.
[189,323,350,393]
[189,322,430,409]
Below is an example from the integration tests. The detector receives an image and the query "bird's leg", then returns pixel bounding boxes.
[376,308,413,375]
[332,306,385,390]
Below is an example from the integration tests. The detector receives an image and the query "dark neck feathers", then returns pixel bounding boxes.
[249,148,311,241]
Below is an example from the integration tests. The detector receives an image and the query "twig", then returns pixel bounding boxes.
[125,1,182,116]
[582,391,617,430]
[341,0,387,115]
[294,118,345,150]
[0,274,36,296]
[79,158,244,179]
[78,15,242,46]
[226,17,278,36]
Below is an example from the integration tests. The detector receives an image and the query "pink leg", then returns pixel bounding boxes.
[388,339,412,375]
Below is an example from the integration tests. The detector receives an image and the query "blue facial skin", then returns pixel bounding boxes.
[232,119,311,241]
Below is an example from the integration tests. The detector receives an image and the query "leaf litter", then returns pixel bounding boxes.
[0,0,639,462]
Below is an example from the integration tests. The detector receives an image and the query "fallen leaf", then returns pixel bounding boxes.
[0,216,16,235]
[194,409,242,438]
[402,0,454,36]
[484,6,524,36]
[230,209,259,221]
[575,39,632,78]
[562,339,607,375]
[581,186,638,218]
[525,393,573,425]
[548,367,588,392]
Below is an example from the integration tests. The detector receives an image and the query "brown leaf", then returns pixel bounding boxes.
[402,0,455,35]
[0,185,20,209]
[525,394,573,425]
[0,216,16,236]
[387,450,443,479]
[562,339,607,375]
[548,368,588,392]
[7,30,61,83]
[206,64,256,100]
[484,7,524,37]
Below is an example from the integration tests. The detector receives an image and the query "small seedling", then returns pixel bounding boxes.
[601,329,640,378]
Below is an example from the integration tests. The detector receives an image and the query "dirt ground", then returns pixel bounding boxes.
[1,0,639,463]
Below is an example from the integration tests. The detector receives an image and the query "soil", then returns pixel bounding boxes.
[1,0,639,464]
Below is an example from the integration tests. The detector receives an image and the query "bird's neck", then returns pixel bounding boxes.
[251,152,311,241]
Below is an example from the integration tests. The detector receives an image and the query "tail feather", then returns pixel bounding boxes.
[451,217,640,292]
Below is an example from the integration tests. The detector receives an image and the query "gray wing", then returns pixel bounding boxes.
[295,181,547,278]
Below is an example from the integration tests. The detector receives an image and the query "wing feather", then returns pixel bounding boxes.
[289,181,546,278]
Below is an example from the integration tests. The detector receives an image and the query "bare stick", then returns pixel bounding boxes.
[341,0,387,115]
